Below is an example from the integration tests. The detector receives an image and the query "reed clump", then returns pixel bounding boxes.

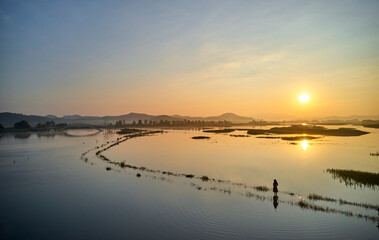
[254,186,270,192]
[200,176,210,181]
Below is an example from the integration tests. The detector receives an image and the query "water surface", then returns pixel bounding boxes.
[0,127,378,239]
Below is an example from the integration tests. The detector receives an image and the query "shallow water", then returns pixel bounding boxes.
[105,125,379,204]
[0,127,378,239]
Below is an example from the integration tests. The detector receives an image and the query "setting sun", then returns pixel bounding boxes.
[301,140,308,150]
[299,94,310,103]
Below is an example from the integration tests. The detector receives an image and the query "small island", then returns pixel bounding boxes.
[192,136,211,140]
[246,125,369,137]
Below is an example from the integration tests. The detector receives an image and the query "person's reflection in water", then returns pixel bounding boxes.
[273,195,279,211]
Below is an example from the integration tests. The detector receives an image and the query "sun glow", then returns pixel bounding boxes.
[301,140,308,150]
[299,94,310,103]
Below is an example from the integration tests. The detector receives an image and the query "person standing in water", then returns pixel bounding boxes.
[273,179,279,196]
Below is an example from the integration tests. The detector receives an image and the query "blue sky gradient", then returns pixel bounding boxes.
[1,0,378,117]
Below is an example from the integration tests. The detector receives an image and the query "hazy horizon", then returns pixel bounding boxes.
[1,1,378,118]
[2,110,379,122]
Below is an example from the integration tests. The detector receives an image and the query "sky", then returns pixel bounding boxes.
[0,0,378,119]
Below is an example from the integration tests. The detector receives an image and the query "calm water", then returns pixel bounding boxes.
[0,127,378,239]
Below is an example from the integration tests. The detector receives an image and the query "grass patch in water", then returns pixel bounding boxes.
[256,136,280,139]
[326,169,379,189]
[203,129,235,133]
[230,135,250,137]
[192,136,210,139]
[308,194,336,202]
[246,129,267,135]
[254,186,270,192]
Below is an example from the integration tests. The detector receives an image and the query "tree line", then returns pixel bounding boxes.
[0,120,68,130]
[113,119,233,128]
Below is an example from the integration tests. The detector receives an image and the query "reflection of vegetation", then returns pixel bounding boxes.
[246,125,369,136]
[14,133,32,139]
[280,136,319,141]
[192,136,210,139]
[306,193,379,210]
[203,129,235,133]
[326,169,379,189]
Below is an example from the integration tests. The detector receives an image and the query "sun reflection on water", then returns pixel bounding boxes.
[301,140,308,150]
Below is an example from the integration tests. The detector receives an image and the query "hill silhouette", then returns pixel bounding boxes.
[0,112,253,127]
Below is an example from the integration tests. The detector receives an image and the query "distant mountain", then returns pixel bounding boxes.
[62,115,85,120]
[45,114,57,119]
[150,115,182,122]
[212,112,253,123]
[2,112,377,127]
[105,113,154,122]
[0,112,254,127]
[0,112,51,127]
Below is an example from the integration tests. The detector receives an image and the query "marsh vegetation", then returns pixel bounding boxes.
[326,169,379,189]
